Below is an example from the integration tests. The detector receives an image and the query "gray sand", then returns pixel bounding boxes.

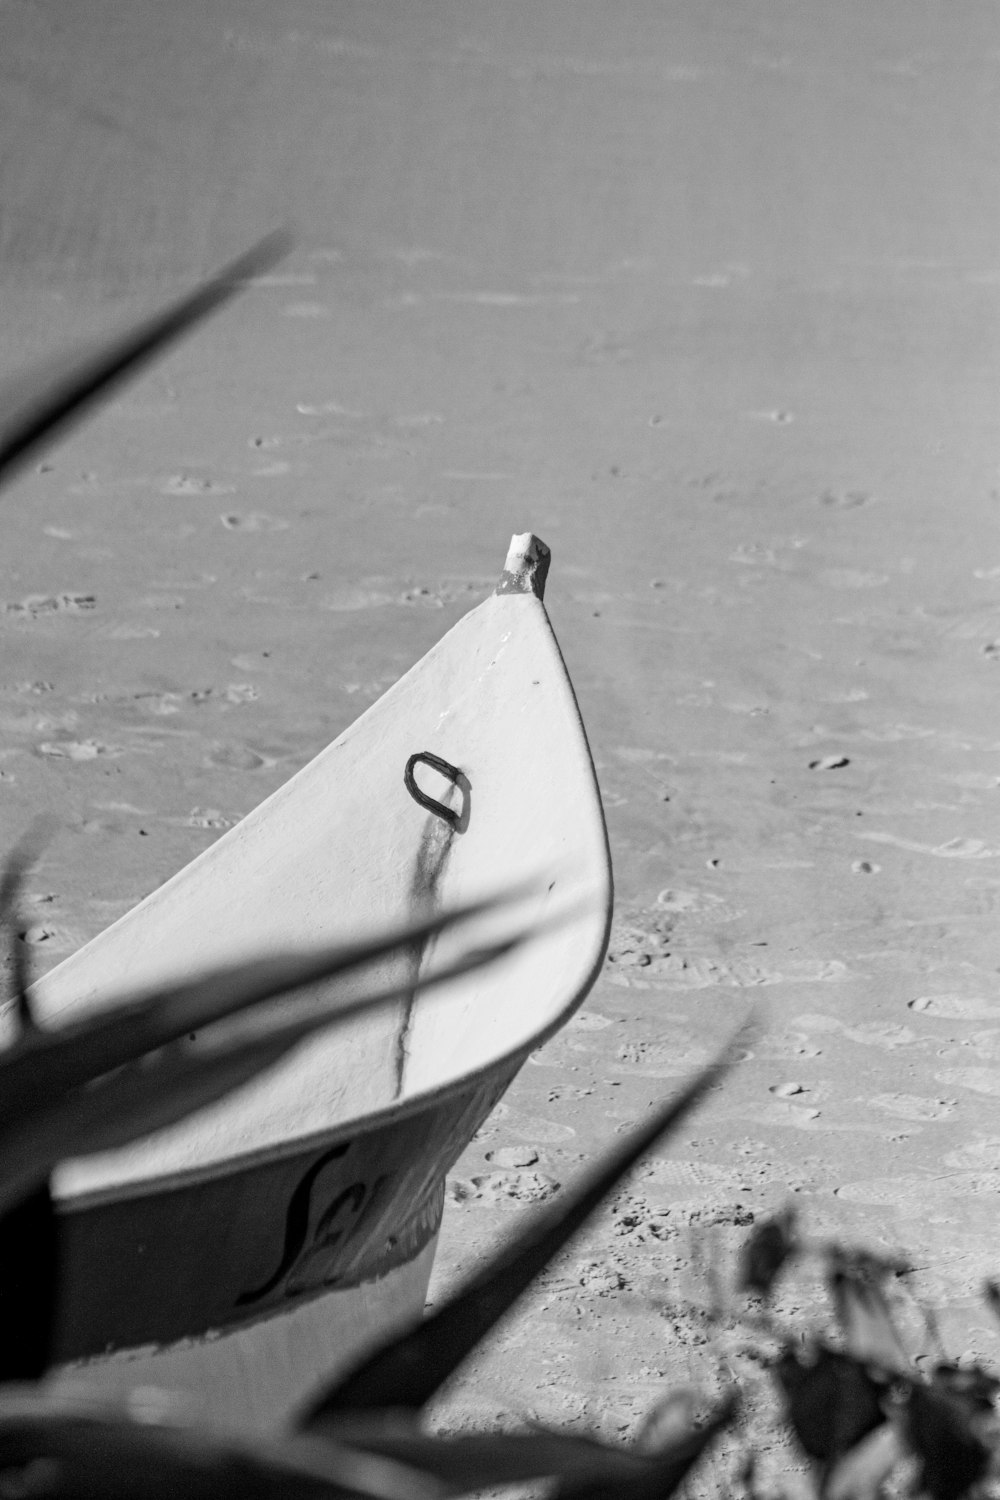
[2,0,1000,1478]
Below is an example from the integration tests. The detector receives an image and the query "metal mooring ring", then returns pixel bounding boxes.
[404,751,463,827]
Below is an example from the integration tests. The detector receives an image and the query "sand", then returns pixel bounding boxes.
[2,0,1000,1484]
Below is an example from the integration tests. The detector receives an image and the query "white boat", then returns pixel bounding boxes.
[33,532,612,1432]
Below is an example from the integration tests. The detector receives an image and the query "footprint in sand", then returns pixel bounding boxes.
[572,1262,629,1297]
[230,652,273,672]
[0,708,77,736]
[818,489,871,508]
[36,739,123,761]
[614,1039,713,1076]
[819,568,889,589]
[834,1174,941,1207]
[177,684,258,707]
[568,1011,613,1031]
[756,1030,824,1060]
[510,1116,576,1144]
[609,944,850,991]
[220,512,289,532]
[729,542,787,567]
[836,1171,1000,1206]
[848,1022,919,1049]
[943,1137,1000,1169]
[743,1100,823,1129]
[935,1068,1000,1097]
[604,893,741,982]
[397,585,451,609]
[205,744,272,771]
[909,995,1000,1020]
[485,1147,539,1168]
[603,916,670,976]
[2,681,54,697]
[321,585,394,612]
[655,888,741,922]
[859,831,1000,860]
[404,581,490,609]
[295,400,363,418]
[5,594,96,617]
[160,475,235,497]
[792,1013,917,1051]
[868,1093,956,1121]
[606,954,749,990]
[131,692,181,717]
[99,623,160,640]
[935,1031,1000,1064]
[447,1171,561,1207]
[184,808,237,830]
[640,1159,755,1196]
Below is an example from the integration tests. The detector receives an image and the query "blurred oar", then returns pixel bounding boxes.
[0,878,543,1128]
[0,823,61,1380]
[0,816,61,1032]
[555,1395,736,1500]
[0,230,291,490]
[300,1027,749,1422]
[825,1426,907,1500]
[314,1388,734,1497]
[326,1421,661,1492]
[0,837,35,1033]
[0,1389,449,1500]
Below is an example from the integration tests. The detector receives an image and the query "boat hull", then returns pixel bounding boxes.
[31,534,613,1429]
[47,1060,518,1430]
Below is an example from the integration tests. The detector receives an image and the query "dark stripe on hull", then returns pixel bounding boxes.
[52,1236,441,1433]
[54,1064,516,1361]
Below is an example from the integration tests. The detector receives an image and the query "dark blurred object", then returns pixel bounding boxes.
[0,230,291,491]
